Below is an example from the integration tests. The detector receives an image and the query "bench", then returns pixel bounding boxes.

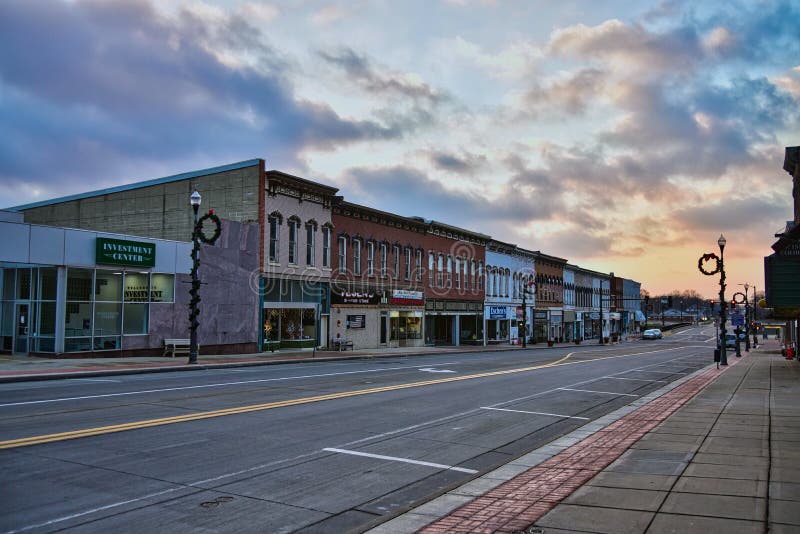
[163,338,194,357]
[332,338,353,352]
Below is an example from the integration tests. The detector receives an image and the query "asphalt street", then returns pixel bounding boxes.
[1,326,718,533]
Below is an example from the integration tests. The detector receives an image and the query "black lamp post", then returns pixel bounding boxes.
[598,278,605,345]
[718,234,728,366]
[740,283,750,352]
[188,190,202,364]
[699,234,727,366]
[521,281,536,349]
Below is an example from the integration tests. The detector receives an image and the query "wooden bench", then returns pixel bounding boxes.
[332,338,353,352]
[163,338,193,357]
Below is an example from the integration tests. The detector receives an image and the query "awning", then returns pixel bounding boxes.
[635,310,646,322]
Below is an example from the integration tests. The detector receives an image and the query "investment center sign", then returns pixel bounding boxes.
[96,237,156,267]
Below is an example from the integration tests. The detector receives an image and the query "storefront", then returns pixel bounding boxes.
[533,309,548,343]
[329,286,424,349]
[549,310,563,342]
[261,277,326,350]
[486,305,511,343]
[425,300,483,346]
[0,216,193,356]
[563,310,576,342]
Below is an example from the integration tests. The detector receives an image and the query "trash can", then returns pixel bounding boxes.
[714,348,721,362]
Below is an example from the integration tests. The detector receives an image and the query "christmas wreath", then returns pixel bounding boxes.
[196,209,222,245]
[697,253,720,276]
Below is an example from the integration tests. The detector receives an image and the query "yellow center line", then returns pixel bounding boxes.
[0,346,688,450]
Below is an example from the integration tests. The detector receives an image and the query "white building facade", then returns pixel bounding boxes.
[484,241,536,345]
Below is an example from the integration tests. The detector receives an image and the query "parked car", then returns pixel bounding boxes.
[642,328,662,340]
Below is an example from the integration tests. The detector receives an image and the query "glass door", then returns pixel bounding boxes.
[13,303,29,355]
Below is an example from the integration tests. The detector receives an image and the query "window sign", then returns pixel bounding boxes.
[489,306,507,319]
[96,238,155,267]
[347,314,366,329]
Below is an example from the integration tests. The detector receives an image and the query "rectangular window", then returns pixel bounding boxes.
[353,239,362,276]
[338,236,347,272]
[150,274,174,302]
[95,271,122,302]
[269,217,279,263]
[393,245,400,279]
[405,248,412,280]
[437,254,444,287]
[478,261,484,292]
[306,225,315,266]
[416,250,422,281]
[455,257,461,289]
[428,252,434,286]
[288,221,298,264]
[367,242,375,276]
[322,226,330,268]
[471,260,476,290]
[380,244,387,277]
[447,255,453,288]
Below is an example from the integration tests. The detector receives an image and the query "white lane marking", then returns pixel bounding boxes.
[418,368,456,373]
[628,370,686,375]
[558,388,639,397]
[6,487,182,534]
[0,362,458,408]
[481,407,590,420]
[322,447,478,474]
[602,377,667,383]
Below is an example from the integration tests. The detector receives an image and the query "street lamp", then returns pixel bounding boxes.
[188,191,202,364]
[699,234,727,366]
[521,280,536,349]
[740,283,750,352]
[186,190,222,365]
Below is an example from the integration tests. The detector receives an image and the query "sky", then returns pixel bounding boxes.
[1,0,798,299]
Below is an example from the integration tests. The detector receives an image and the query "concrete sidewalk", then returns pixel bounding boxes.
[369,341,800,533]
[0,337,646,383]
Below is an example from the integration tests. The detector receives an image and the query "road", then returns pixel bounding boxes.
[1,326,717,533]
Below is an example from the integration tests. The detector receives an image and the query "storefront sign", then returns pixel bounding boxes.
[589,312,600,320]
[390,289,424,305]
[488,306,507,319]
[347,314,366,329]
[516,307,524,321]
[332,290,381,305]
[96,238,155,267]
[534,310,548,320]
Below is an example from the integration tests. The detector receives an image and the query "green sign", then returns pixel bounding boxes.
[96,238,156,267]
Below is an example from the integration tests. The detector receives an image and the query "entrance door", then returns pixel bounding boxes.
[13,303,29,355]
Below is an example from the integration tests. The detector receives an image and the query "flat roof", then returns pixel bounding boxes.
[6,159,263,211]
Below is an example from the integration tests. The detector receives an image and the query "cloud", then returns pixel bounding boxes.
[340,164,560,228]
[0,0,419,200]
[548,19,702,74]
[318,47,445,107]
[673,196,791,233]
[427,150,488,174]
[523,68,607,116]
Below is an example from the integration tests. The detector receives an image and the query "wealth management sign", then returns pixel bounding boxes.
[96,238,156,268]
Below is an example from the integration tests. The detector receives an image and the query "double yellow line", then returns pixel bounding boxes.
[0,348,675,450]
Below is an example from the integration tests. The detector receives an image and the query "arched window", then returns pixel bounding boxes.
[267,212,282,263]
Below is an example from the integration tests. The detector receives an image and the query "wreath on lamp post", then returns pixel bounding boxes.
[697,253,721,276]
[196,209,222,245]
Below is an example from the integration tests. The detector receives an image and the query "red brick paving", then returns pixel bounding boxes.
[418,357,743,534]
